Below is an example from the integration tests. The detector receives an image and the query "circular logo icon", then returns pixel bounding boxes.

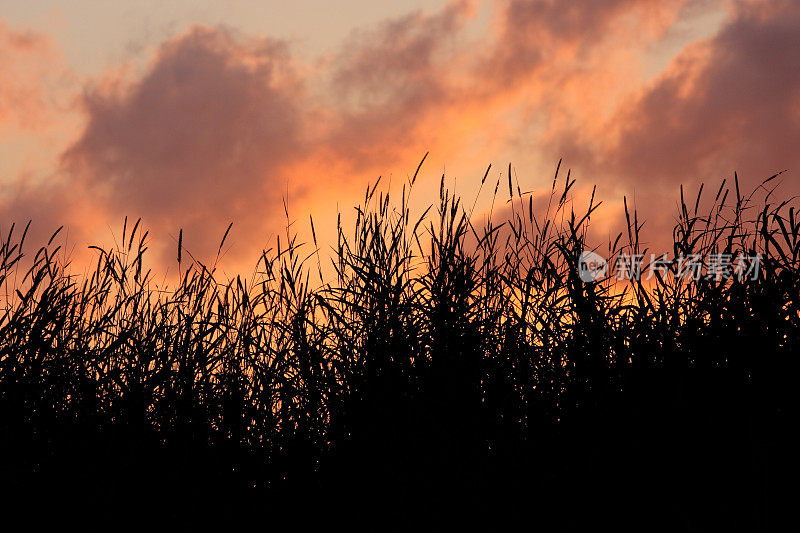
[578,250,608,283]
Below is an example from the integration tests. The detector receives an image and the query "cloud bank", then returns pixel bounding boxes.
[1,0,799,268]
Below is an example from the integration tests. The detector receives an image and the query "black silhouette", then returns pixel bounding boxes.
[0,160,794,530]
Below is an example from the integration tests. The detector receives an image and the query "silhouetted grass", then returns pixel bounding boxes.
[1,160,796,529]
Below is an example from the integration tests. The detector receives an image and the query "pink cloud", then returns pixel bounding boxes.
[3,0,800,271]
[520,0,800,249]
[603,0,800,189]
[320,0,477,171]
[61,26,308,263]
[0,21,66,134]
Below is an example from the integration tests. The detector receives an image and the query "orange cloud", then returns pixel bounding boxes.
[0,21,55,133]
[61,25,309,264]
[2,0,799,273]
[540,0,800,246]
[318,0,478,172]
[0,21,81,256]
[603,0,800,189]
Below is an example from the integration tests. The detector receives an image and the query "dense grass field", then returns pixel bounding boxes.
[1,161,796,529]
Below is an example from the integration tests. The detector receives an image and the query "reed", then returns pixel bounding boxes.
[1,159,795,528]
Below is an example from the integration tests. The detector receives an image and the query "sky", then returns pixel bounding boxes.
[1,0,798,275]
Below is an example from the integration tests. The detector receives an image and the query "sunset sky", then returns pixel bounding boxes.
[1,0,798,273]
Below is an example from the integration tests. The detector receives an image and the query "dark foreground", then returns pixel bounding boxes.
[1,166,796,529]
